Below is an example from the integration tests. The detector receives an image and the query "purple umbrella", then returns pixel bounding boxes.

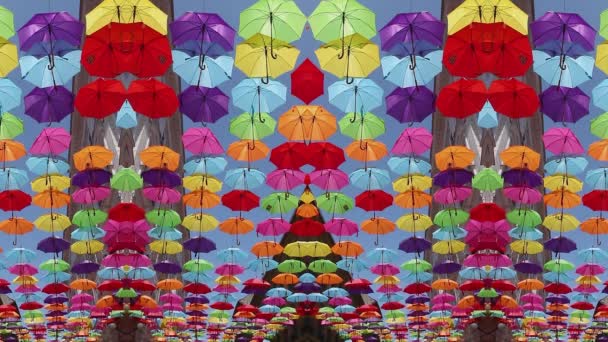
[405,295,430,304]
[379,12,445,54]
[531,12,596,54]
[398,237,431,253]
[0,286,11,294]
[141,169,182,188]
[44,295,68,304]
[293,282,322,294]
[179,86,229,123]
[432,260,462,274]
[153,260,182,274]
[24,86,73,123]
[501,168,543,187]
[385,86,435,123]
[433,169,474,187]
[185,295,209,304]
[546,294,570,304]
[36,237,70,253]
[70,260,100,274]
[183,237,217,253]
[170,12,236,54]
[513,260,543,274]
[544,236,577,253]
[241,286,266,295]
[17,12,83,55]
[540,86,590,123]
[71,169,112,188]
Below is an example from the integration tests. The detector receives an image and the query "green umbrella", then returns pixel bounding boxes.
[0,112,22,139]
[116,288,138,298]
[326,316,344,323]
[319,306,335,314]
[571,310,591,320]
[0,6,14,39]
[146,209,181,227]
[400,259,432,273]
[261,192,299,214]
[22,311,43,319]
[544,259,575,273]
[72,209,108,227]
[591,112,608,139]
[309,0,376,43]
[210,310,231,319]
[472,167,503,191]
[384,310,405,319]
[316,192,354,214]
[308,259,338,273]
[477,288,499,298]
[183,259,214,273]
[277,259,307,273]
[433,208,469,227]
[110,167,143,191]
[506,209,542,227]
[229,112,276,140]
[280,307,297,314]
[110,310,125,318]
[338,112,385,140]
[39,259,70,273]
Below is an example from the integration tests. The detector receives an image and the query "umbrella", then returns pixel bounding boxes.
[387,156,432,175]
[182,127,224,155]
[593,79,608,111]
[127,79,179,119]
[339,112,385,140]
[447,0,528,35]
[591,113,608,139]
[18,12,83,54]
[349,168,390,190]
[533,50,594,87]
[435,145,475,170]
[437,79,487,118]
[540,86,590,123]
[545,155,588,174]
[379,12,444,54]
[315,33,380,82]
[0,112,23,140]
[231,78,286,113]
[0,78,21,112]
[75,78,127,119]
[308,0,376,45]
[0,6,14,39]
[382,51,442,89]
[19,50,81,87]
[140,145,180,171]
[0,140,26,163]
[115,101,137,129]
[85,0,167,35]
[278,105,336,142]
[488,79,539,119]
[170,12,235,54]
[172,50,233,87]
[499,145,540,171]
[328,78,383,117]
[230,112,276,140]
[29,127,71,156]
[308,142,346,170]
[542,127,584,155]
[291,58,324,104]
[110,167,143,191]
[73,145,113,171]
[385,86,435,123]
[472,168,503,191]
[24,86,73,123]
[531,12,596,54]
[266,169,305,191]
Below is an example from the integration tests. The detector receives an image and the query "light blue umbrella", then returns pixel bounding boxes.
[429,311,452,319]
[5,248,36,263]
[459,267,485,280]
[335,305,356,313]
[26,156,70,175]
[533,50,593,87]
[336,259,367,273]
[509,227,543,241]
[164,311,187,318]
[349,168,391,190]
[182,271,211,282]
[127,267,156,280]
[307,293,328,303]
[366,247,399,263]
[247,258,278,272]
[477,101,498,129]
[224,167,266,189]
[287,293,308,303]
[0,78,21,112]
[19,50,81,88]
[432,226,466,240]
[70,226,105,241]
[544,156,588,175]
[39,271,71,283]
[593,79,608,111]
[209,293,237,302]
[216,247,249,263]
[381,50,442,87]
[67,311,90,319]
[97,267,126,280]
[149,226,183,240]
[323,287,348,298]
[585,168,608,189]
[259,305,281,314]
[298,273,316,283]
[15,293,43,303]
[543,271,574,282]
[172,50,233,87]
[115,101,138,129]
[578,247,608,263]
[488,267,517,280]
[231,78,286,113]
[266,288,292,298]
[328,78,383,114]
[184,156,227,176]
[377,293,404,303]
[387,156,432,175]
[0,167,28,190]
[572,293,596,303]
[403,271,432,282]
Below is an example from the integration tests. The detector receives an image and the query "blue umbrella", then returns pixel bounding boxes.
[337,259,367,273]
[287,293,308,303]
[387,156,432,175]
[543,272,574,283]
[19,50,81,87]
[403,271,432,282]
[432,226,467,240]
[328,78,383,114]
[488,267,517,280]
[335,305,356,313]
[26,156,70,175]
[184,157,227,176]
[477,101,498,129]
[458,267,485,280]
[266,288,292,298]
[0,168,28,190]
[115,101,138,129]
[323,287,348,298]
[544,156,588,175]
[593,79,608,111]
[70,227,105,241]
[164,311,187,318]
[209,293,237,302]
[127,267,156,280]
[5,248,36,263]
[39,272,71,283]
[533,50,593,88]
[381,50,442,87]
[585,168,608,189]
[97,267,127,280]
[224,168,266,189]
[182,271,211,282]
[231,78,286,113]
[216,247,248,263]
[429,311,451,319]
[247,258,278,272]
[0,78,21,112]
[149,227,183,240]
[572,293,596,303]
[259,305,281,314]
[378,293,404,303]
[172,50,233,87]
[366,247,399,263]
[349,168,391,190]
[298,273,316,283]
[307,293,328,303]
[578,247,608,263]
[509,227,543,241]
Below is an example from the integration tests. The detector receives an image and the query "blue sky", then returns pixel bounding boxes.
[0,0,607,304]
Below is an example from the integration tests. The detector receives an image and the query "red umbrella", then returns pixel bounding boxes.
[42,283,70,294]
[403,282,431,294]
[469,203,506,222]
[488,79,539,118]
[269,142,308,169]
[0,190,31,211]
[544,282,572,294]
[127,79,179,118]
[131,280,156,292]
[75,79,127,119]
[97,280,122,292]
[183,283,211,294]
[583,190,608,211]
[221,190,259,212]
[381,302,405,310]
[459,280,485,292]
[491,280,516,292]
[210,302,233,310]
[436,79,487,118]
[291,58,324,104]
[290,219,325,236]
[355,190,393,212]
[307,142,345,170]
[108,203,145,222]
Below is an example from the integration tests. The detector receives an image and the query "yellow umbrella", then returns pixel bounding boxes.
[70,240,104,255]
[235,33,300,81]
[432,240,466,255]
[373,275,399,285]
[447,0,528,35]
[576,275,601,284]
[149,240,183,254]
[543,175,583,192]
[182,175,222,192]
[510,240,544,254]
[392,174,432,192]
[395,213,433,232]
[31,174,71,192]
[85,0,168,35]
[34,214,71,233]
[12,275,37,285]
[315,33,380,81]
[215,275,240,285]
[596,40,608,75]
[182,213,219,232]
[542,213,580,232]
[0,37,18,77]
[283,241,331,257]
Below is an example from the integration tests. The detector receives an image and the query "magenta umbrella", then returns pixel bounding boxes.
[71,293,93,304]
[256,218,290,236]
[431,293,455,304]
[433,186,472,205]
[29,127,71,155]
[329,297,352,306]
[376,284,401,293]
[391,127,433,155]
[263,297,287,306]
[520,293,543,304]
[464,219,510,245]
[576,263,605,275]
[101,254,152,268]
[265,169,306,191]
[71,186,111,204]
[542,127,584,155]
[503,186,543,204]
[102,220,150,245]
[142,186,182,204]
[309,169,349,191]
[162,303,184,311]
[522,303,544,311]
[463,253,512,267]
[215,263,245,276]
[182,127,224,155]
[70,303,93,311]
[370,264,400,276]
[431,303,453,311]
[160,293,183,304]
[8,264,38,276]
[324,218,359,237]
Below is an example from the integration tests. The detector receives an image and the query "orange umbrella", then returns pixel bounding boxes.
[296,203,319,218]
[250,241,283,258]
[331,241,364,257]
[581,217,608,235]
[361,217,395,236]
[517,278,544,291]
[278,105,336,142]
[435,145,475,170]
[271,273,299,285]
[316,273,343,285]
[407,304,429,311]
[70,279,97,291]
[140,145,180,171]
[0,218,33,235]
[588,139,608,161]
[182,189,221,209]
[137,295,158,308]
[360,311,381,319]
[499,145,540,171]
[226,139,269,162]
[431,279,459,291]
[457,296,477,308]
[45,304,67,311]
[546,303,569,311]
[234,311,255,319]
[0,140,26,162]
[96,296,115,308]
[497,295,518,309]
[157,279,184,291]
[219,217,254,236]
[32,190,70,209]
[345,139,388,162]
[73,145,114,171]
[186,303,208,311]
[394,190,432,208]
[543,189,581,209]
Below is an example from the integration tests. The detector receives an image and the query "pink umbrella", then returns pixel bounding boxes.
[391,127,433,155]
[463,253,512,267]
[576,263,605,275]
[503,186,543,204]
[542,127,584,155]
[70,303,93,311]
[431,303,453,311]
[256,218,290,236]
[8,264,38,276]
[376,284,401,293]
[431,293,455,304]
[29,127,71,155]
[522,303,544,311]
[574,284,599,293]
[328,297,352,306]
[182,127,223,155]
[159,293,182,304]
[213,284,239,293]
[324,218,358,236]
[15,284,40,293]
[309,169,349,191]
[433,186,472,204]
[101,254,152,268]
[370,264,400,276]
[72,186,111,204]
[103,220,150,240]
[142,186,182,204]
[263,297,286,306]
[215,263,245,276]
[464,219,510,245]
[161,303,183,311]
[520,293,543,304]
[71,293,94,304]
[265,169,306,191]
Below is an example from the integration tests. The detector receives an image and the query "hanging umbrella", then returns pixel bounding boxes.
[328,78,383,116]
[85,0,168,35]
[338,112,385,141]
[75,78,127,119]
[261,192,299,214]
[230,112,276,140]
[278,105,337,142]
[0,112,23,140]
[381,51,442,88]
[385,86,435,123]
[128,79,179,119]
[0,78,21,112]
[488,78,539,119]
[308,0,376,45]
[435,145,475,170]
[172,50,232,87]
[110,167,143,191]
[291,58,324,104]
[540,86,590,123]
[542,127,584,155]
[315,33,380,82]
[499,145,540,171]
[308,142,346,170]
[379,12,444,54]
[73,145,113,171]
[447,0,528,35]
[17,12,83,54]
[472,168,503,191]
[178,85,229,124]
[19,50,80,87]
[140,145,180,171]
[266,169,305,191]
[182,127,223,155]
[24,86,73,123]
[235,34,300,82]
[437,79,487,118]
[349,168,390,190]
[531,12,596,54]
[29,127,71,156]
[390,127,432,155]
[0,6,14,39]
[231,78,286,113]
[170,12,235,54]
[533,50,593,87]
